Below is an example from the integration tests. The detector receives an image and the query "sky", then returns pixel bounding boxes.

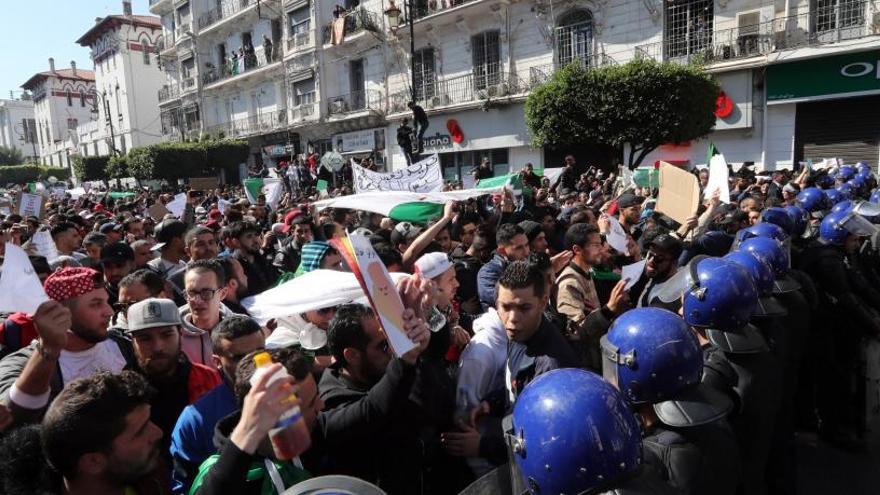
[0,0,151,99]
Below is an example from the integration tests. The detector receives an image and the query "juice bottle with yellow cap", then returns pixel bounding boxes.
[249,351,312,460]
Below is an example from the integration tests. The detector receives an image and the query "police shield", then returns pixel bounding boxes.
[282,475,387,495]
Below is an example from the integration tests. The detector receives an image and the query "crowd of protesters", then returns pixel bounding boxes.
[0,153,877,495]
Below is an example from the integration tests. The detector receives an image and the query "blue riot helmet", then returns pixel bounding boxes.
[835,182,853,200]
[849,176,867,194]
[796,187,827,212]
[511,369,642,495]
[856,161,870,172]
[824,188,844,206]
[819,208,878,246]
[760,207,794,236]
[816,173,835,189]
[735,223,788,244]
[871,189,880,205]
[723,251,787,318]
[682,256,768,353]
[601,308,733,427]
[837,164,856,181]
[852,200,880,223]
[856,166,873,181]
[831,200,853,215]
[784,205,808,237]
[736,236,801,294]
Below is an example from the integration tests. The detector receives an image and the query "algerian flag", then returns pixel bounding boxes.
[312,186,505,223]
[243,178,284,210]
[0,243,49,314]
[538,167,564,186]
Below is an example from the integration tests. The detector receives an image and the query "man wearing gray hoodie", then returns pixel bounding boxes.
[179,259,234,365]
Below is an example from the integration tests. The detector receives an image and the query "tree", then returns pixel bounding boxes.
[525,59,719,169]
[0,146,24,166]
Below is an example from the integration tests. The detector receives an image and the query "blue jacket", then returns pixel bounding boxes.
[477,254,508,313]
[170,381,237,494]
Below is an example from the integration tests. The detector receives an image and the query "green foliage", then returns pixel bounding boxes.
[105,155,129,179]
[0,146,24,166]
[111,141,250,180]
[72,155,111,181]
[0,164,71,185]
[525,59,720,169]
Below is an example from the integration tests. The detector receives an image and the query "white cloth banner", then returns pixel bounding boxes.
[166,193,186,218]
[0,243,49,314]
[263,178,284,211]
[707,153,731,204]
[353,154,443,193]
[312,186,506,217]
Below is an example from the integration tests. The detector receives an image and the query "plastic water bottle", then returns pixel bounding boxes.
[249,352,311,460]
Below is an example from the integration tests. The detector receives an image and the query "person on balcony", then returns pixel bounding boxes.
[263,35,274,63]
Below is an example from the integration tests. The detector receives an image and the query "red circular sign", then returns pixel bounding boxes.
[446,119,464,144]
[715,92,734,118]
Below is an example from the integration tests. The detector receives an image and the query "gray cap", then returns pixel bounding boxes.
[126,298,182,333]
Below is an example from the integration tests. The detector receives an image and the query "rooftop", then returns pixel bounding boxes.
[21,69,96,90]
[76,14,161,46]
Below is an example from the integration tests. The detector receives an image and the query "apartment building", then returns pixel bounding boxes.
[75,1,165,157]
[151,0,880,175]
[0,97,37,162]
[20,59,96,169]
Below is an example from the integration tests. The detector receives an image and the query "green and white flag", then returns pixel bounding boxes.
[243,178,284,210]
[312,186,505,224]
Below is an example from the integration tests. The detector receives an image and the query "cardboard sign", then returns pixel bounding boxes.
[148,203,171,221]
[189,177,219,191]
[331,234,416,357]
[655,162,699,226]
[17,193,42,218]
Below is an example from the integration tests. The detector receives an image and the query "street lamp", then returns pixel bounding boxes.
[385,0,417,103]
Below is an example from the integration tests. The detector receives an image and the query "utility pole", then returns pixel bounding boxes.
[406,0,416,103]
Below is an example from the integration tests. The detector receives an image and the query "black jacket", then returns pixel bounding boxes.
[234,251,280,297]
[273,237,305,273]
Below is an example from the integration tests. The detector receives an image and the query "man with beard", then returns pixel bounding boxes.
[41,371,165,495]
[113,269,169,331]
[631,230,683,311]
[100,242,135,307]
[0,267,137,424]
[168,226,220,303]
[125,298,220,458]
[274,214,314,273]
[170,316,265,495]
[217,257,250,315]
[230,221,279,296]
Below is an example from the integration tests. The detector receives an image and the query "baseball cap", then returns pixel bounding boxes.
[644,232,683,257]
[390,222,421,246]
[99,222,122,234]
[414,252,452,279]
[100,242,134,264]
[717,209,748,225]
[126,298,182,333]
[152,219,188,251]
[616,193,645,209]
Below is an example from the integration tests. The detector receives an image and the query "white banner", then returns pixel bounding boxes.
[353,154,443,193]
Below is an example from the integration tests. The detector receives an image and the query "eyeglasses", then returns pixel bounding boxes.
[185,288,221,301]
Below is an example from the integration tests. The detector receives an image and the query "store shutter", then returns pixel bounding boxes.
[795,95,880,168]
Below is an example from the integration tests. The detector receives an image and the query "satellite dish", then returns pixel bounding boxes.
[321,151,345,172]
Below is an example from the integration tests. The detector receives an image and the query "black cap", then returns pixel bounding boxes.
[152,219,187,251]
[616,193,644,209]
[645,232,683,257]
[99,222,122,234]
[100,242,134,263]
[717,209,748,225]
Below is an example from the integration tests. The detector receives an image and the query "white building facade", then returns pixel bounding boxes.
[150,0,880,175]
[21,59,96,169]
[0,98,37,162]
[75,2,165,157]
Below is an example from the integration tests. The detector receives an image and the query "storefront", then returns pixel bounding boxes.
[331,127,387,170]
[257,131,301,170]
[386,103,541,183]
[767,49,880,168]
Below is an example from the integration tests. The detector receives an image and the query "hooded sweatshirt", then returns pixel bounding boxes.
[178,303,234,366]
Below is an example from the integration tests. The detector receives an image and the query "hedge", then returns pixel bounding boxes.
[0,165,72,185]
[72,155,110,181]
[126,141,249,180]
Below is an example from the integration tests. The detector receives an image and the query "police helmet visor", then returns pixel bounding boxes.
[599,334,622,389]
[841,211,880,237]
[653,265,693,305]
[653,381,734,427]
[853,201,880,220]
[705,323,769,354]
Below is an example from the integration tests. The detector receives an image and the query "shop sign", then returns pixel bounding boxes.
[767,50,880,102]
[334,129,377,153]
[421,132,453,150]
[262,144,295,157]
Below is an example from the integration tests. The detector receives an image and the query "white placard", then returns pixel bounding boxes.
[353,154,443,193]
[707,153,731,204]
[621,259,647,291]
[0,243,49,314]
[606,215,630,256]
[18,193,42,218]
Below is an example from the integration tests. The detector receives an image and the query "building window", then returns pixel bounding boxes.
[471,31,500,91]
[293,78,316,107]
[143,41,151,65]
[413,47,436,101]
[22,119,36,143]
[288,4,311,38]
[66,91,73,106]
[664,0,713,59]
[812,0,865,32]
[556,10,593,68]
[80,90,86,107]
[439,148,509,182]
[67,118,78,130]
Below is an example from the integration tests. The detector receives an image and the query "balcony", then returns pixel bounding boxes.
[198,0,258,31]
[201,47,281,88]
[206,109,288,139]
[175,22,193,39]
[158,85,180,104]
[286,30,315,53]
[290,101,319,124]
[327,89,383,116]
[182,77,196,90]
[640,1,874,65]
[388,71,538,114]
[322,8,382,46]
[406,0,487,23]
[149,0,172,13]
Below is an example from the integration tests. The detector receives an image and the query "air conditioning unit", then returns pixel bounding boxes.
[487,83,509,98]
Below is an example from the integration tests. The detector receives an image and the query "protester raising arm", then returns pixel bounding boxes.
[402,201,457,268]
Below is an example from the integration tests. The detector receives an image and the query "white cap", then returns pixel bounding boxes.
[414,252,452,280]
